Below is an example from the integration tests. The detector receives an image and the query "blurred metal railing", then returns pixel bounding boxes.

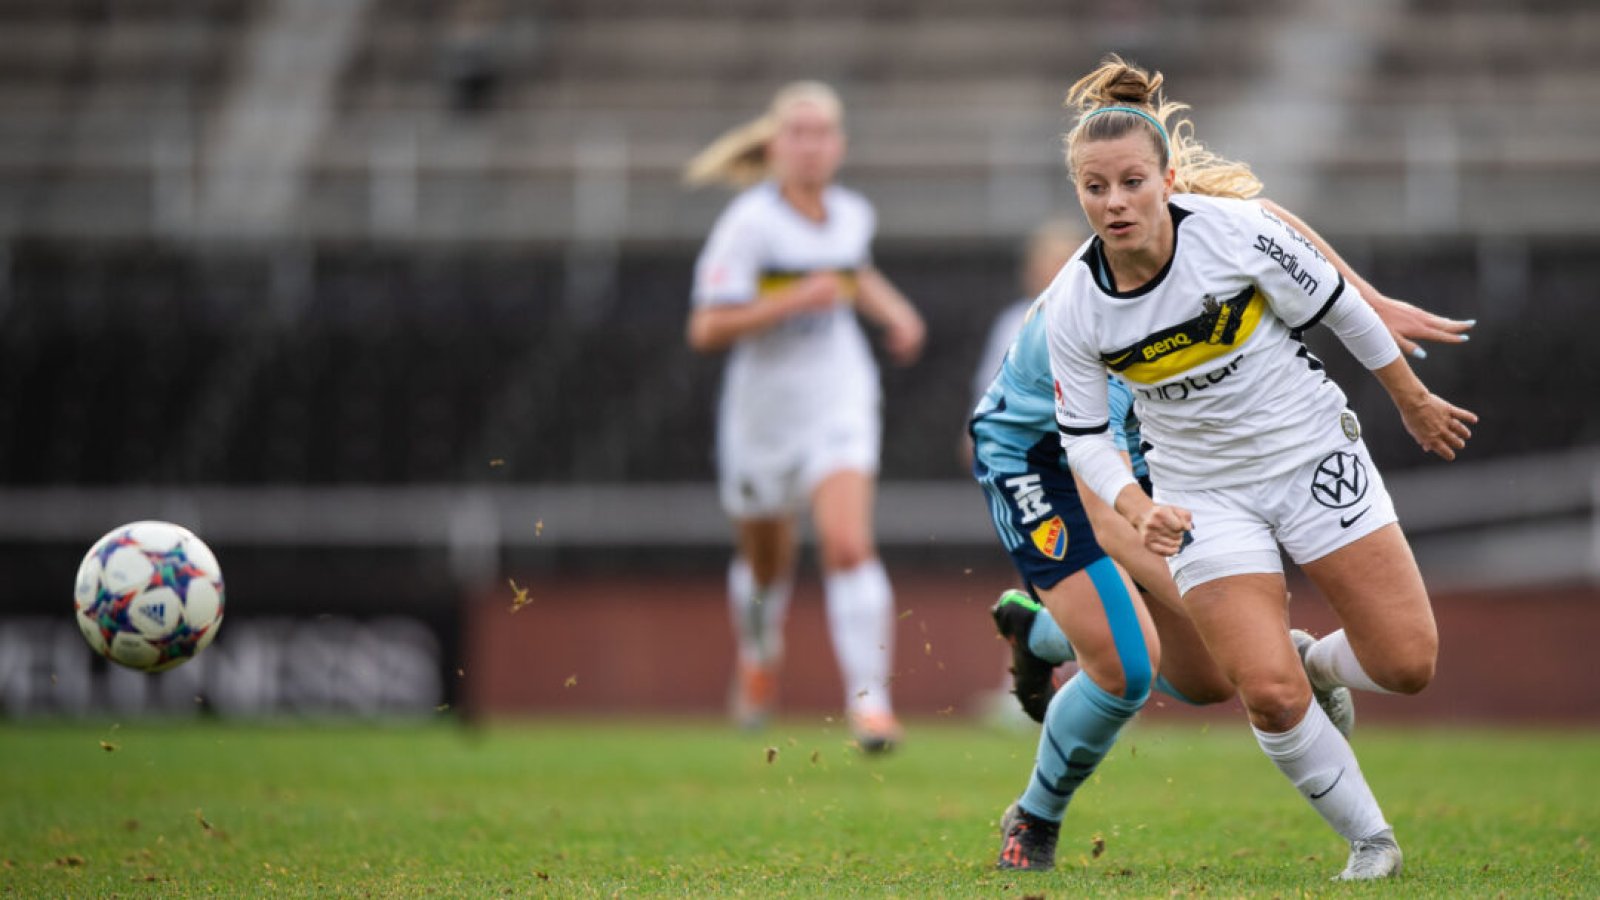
[2,446,1596,590]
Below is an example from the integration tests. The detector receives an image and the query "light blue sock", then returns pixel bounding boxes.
[1017,556,1153,822]
[1154,673,1202,706]
[1026,608,1074,664]
[1018,671,1145,822]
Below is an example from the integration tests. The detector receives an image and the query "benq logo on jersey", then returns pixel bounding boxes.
[1103,286,1261,385]
[1030,516,1068,560]
[1254,234,1320,295]
[1310,451,1369,509]
[1142,332,1192,360]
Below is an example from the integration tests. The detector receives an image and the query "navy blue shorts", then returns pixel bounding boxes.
[972,441,1108,592]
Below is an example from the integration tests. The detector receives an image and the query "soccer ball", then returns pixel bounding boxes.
[73,520,225,672]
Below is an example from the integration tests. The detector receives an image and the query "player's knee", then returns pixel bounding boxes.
[1089,643,1154,703]
[819,535,873,572]
[1364,626,1436,694]
[1377,652,1435,695]
[1238,675,1312,732]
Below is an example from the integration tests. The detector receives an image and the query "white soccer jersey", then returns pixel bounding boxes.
[693,181,880,472]
[1047,193,1357,491]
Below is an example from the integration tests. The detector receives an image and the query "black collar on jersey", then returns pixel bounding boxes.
[1078,203,1193,298]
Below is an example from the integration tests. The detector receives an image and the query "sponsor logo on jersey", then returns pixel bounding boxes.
[757,268,859,300]
[1103,286,1261,385]
[1310,451,1369,509]
[1134,354,1245,401]
[1257,206,1328,263]
[1253,234,1320,295]
[1003,474,1053,526]
[1030,516,1068,560]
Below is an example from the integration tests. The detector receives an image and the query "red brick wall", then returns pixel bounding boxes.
[464,567,1600,725]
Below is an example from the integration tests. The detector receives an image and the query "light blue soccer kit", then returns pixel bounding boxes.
[969,297,1182,825]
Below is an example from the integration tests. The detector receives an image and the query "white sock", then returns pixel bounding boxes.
[824,559,895,716]
[1253,698,1390,841]
[727,558,792,668]
[1305,629,1393,694]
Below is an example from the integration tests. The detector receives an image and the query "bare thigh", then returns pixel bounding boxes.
[1300,523,1438,694]
[1183,573,1309,732]
[1036,561,1159,700]
[810,469,878,573]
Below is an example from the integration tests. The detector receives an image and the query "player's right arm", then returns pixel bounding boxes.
[1073,455,1184,615]
[685,201,844,353]
[1045,290,1191,556]
[686,273,844,352]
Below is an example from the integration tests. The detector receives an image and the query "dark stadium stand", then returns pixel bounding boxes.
[0,237,1591,486]
[0,0,1594,488]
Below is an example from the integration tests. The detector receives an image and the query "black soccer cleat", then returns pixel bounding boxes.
[995,802,1060,870]
[991,590,1061,723]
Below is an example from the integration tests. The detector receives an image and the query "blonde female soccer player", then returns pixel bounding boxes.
[1010,57,1476,880]
[685,82,925,752]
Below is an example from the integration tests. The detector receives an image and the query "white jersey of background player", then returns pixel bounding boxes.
[697,182,880,497]
[685,82,925,751]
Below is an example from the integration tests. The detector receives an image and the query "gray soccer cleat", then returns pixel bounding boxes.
[1291,629,1356,738]
[1336,828,1403,880]
[995,801,1060,870]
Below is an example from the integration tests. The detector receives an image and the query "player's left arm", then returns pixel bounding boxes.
[855,266,926,366]
[1259,199,1474,359]
[1247,203,1480,461]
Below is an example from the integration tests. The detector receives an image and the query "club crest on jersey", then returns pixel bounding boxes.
[1030,516,1068,560]
[1340,410,1361,443]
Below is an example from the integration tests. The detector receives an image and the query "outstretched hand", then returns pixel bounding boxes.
[1399,391,1478,461]
[1372,295,1474,359]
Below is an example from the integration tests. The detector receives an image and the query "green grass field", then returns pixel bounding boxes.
[1,718,1595,897]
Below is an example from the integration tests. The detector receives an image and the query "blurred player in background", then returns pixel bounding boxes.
[1032,56,1475,880]
[967,219,1089,727]
[684,82,926,752]
[970,220,1088,408]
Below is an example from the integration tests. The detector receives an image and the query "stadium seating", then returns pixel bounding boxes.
[0,0,1594,487]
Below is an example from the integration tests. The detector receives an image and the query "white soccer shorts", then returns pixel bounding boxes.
[1157,412,1398,596]
[716,409,881,520]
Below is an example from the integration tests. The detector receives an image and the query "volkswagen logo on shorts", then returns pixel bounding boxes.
[1310,451,1368,509]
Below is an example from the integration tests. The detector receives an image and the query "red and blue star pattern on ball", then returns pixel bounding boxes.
[85,530,221,665]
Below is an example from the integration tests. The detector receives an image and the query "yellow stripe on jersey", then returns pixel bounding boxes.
[757,268,858,300]
[1103,286,1264,385]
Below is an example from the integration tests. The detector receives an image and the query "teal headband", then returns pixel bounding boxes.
[1081,105,1170,150]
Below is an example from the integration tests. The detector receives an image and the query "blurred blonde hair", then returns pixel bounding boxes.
[1063,55,1261,201]
[683,81,844,188]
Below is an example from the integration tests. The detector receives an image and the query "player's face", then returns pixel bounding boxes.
[768,102,845,189]
[1072,133,1175,257]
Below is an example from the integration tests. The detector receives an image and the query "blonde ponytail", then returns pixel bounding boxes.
[683,81,844,189]
[1063,55,1261,200]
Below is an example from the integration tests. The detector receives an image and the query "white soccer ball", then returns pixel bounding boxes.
[73,520,226,673]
